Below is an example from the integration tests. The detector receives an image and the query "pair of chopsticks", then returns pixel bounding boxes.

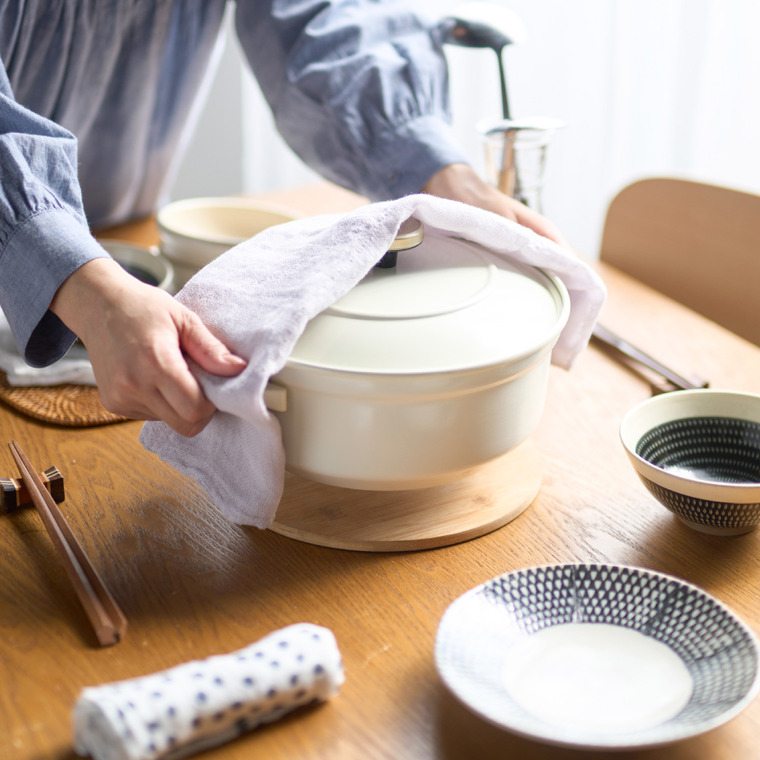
[8,441,127,646]
[591,324,709,393]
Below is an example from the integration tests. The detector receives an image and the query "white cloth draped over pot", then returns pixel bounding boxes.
[73,623,343,760]
[139,195,606,527]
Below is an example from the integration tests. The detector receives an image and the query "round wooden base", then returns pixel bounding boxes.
[269,440,542,552]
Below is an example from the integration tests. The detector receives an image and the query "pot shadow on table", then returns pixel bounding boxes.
[434,685,720,760]
[105,523,396,639]
[0,482,398,653]
[68,445,546,641]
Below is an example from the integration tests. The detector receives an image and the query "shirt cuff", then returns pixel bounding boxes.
[361,115,470,200]
[0,207,110,367]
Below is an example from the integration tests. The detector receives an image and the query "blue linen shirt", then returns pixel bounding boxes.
[0,0,466,367]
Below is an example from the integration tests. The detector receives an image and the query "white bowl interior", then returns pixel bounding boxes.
[158,198,299,246]
[621,390,760,450]
[620,391,760,495]
[157,198,301,283]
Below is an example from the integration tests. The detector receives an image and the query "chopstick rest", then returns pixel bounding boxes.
[73,623,344,760]
[0,465,64,512]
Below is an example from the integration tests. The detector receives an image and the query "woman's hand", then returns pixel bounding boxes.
[422,162,568,247]
[51,258,246,436]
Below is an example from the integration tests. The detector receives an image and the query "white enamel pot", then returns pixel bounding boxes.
[265,225,570,490]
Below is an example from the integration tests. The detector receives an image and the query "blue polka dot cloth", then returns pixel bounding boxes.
[72,623,344,760]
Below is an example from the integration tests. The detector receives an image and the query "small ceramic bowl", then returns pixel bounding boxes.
[99,239,174,291]
[620,389,760,535]
[157,197,301,288]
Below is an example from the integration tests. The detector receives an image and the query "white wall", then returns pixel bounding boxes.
[168,7,319,203]
[170,1,760,258]
[168,11,245,199]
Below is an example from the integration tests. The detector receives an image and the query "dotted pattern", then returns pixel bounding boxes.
[482,564,758,729]
[636,416,760,483]
[633,416,760,529]
[73,624,344,760]
[640,478,760,530]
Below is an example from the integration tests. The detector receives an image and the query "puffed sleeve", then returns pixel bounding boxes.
[0,58,108,367]
[234,0,468,201]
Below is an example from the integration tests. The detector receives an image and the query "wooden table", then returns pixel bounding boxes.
[3,184,760,760]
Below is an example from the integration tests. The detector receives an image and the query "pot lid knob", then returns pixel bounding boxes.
[375,217,424,269]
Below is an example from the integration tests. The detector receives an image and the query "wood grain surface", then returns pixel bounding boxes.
[2,183,760,760]
[271,439,542,551]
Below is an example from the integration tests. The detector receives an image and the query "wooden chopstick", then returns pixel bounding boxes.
[8,441,127,646]
[591,324,709,392]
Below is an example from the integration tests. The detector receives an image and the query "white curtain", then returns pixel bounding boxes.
[173,0,760,259]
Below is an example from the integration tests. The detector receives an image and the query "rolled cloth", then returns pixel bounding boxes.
[140,195,606,527]
[73,623,344,760]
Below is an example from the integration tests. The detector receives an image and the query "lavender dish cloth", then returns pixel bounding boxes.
[139,195,606,527]
[73,623,343,760]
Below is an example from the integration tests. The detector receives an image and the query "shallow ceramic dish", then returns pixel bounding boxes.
[435,563,760,750]
[99,239,174,291]
[157,197,301,288]
[620,389,760,535]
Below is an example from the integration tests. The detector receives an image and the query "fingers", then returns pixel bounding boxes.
[179,312,248,377]
[60,264,244,437]
[152,374,218,438]
[94,346,217,437]
[422,162,570,246]
[131,309,248,436]
[510,202,569,247]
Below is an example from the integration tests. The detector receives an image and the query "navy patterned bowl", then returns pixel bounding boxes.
[620,390,760,535]
[435,564,760,749]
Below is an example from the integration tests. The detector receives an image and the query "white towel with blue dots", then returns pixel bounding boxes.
[72,623,344,760]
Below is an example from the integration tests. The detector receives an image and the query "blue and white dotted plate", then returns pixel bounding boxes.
[435,564,760,750]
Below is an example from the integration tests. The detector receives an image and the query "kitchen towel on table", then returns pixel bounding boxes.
[0,309,96,386]
[140,194,606,527]
[73,623,343,760]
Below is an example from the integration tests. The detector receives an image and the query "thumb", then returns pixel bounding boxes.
[179,312,247,377]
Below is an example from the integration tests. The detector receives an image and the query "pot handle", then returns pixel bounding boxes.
[263,382,287,413]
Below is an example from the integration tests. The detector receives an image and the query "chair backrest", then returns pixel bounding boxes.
[599,177,760,346]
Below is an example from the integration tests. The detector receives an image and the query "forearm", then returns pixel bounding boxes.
[0,86,109,365]
[48,258,134,347]
[234,0,467,200]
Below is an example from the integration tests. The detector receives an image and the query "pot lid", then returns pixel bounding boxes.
[288,226,569,374]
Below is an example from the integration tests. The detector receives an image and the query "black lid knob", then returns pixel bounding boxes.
[375,217,424,269]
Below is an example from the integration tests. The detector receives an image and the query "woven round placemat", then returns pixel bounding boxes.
[0,372,129,427]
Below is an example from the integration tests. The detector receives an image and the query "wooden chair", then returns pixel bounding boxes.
[599,177,760,346]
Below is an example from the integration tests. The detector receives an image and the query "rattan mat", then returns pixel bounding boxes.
[0,371,128,427]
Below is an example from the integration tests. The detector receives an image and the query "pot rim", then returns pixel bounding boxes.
[282,266,570,377]
[157,196,302,247]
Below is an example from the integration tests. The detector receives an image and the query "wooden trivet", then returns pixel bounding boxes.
[270,439,542,552]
